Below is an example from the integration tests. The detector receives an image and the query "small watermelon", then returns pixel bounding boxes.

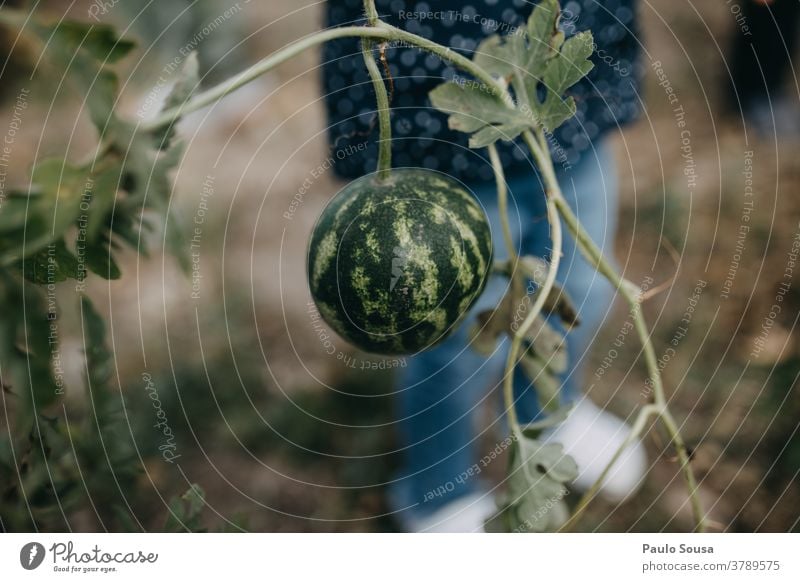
[307,168,493,355]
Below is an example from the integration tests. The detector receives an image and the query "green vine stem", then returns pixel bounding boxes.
[363,0,379,23]
[142,21,506,133]
[141,25,372,132]
[361,1,392,180]
[522,129,706,532]
[31,8,703,531]
[488,143,525,353]
[488,143,562,444]
[505,196,562,440]
[487,144,516,262]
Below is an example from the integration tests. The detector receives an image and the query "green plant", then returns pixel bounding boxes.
[0,0,706,532]
[308,168,493,355]
[0,11,202,532]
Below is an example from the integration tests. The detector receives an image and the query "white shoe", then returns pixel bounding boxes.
[400,400,645,532]
[544,398,647,501]
[408,492,496,533]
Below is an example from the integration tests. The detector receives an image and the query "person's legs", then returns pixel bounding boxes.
[388,140,638,528]
[509,142,618,423]
[387,182,520,528]
[507,144,645,498]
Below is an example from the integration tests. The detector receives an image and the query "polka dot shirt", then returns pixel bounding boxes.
[322,0,641,182]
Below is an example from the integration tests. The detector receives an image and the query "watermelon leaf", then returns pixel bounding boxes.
[0,272,60,421]
[429,81,531,147]
[18,240,83,284]
[429,0,595,145]
[24,16,135,134]
[491,437,577,532]
[155,52,200,150]
[0,12,187,280]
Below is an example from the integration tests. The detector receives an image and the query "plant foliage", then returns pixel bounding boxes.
[0,11,202,532]
[429,0,594,146]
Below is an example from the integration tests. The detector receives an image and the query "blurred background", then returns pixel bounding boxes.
[0,0,798,532]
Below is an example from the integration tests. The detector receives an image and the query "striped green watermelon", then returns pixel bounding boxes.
[307,169,493,355]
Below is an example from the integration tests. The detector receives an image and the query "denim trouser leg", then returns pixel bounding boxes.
[388,142,619,522]
[512,144,619,423]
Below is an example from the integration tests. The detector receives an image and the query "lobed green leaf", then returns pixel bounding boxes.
[430,0,595,144]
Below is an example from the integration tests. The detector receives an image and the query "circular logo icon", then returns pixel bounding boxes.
[19,542,45,570]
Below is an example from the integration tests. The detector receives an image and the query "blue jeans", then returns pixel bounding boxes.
[388,140,619,523]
